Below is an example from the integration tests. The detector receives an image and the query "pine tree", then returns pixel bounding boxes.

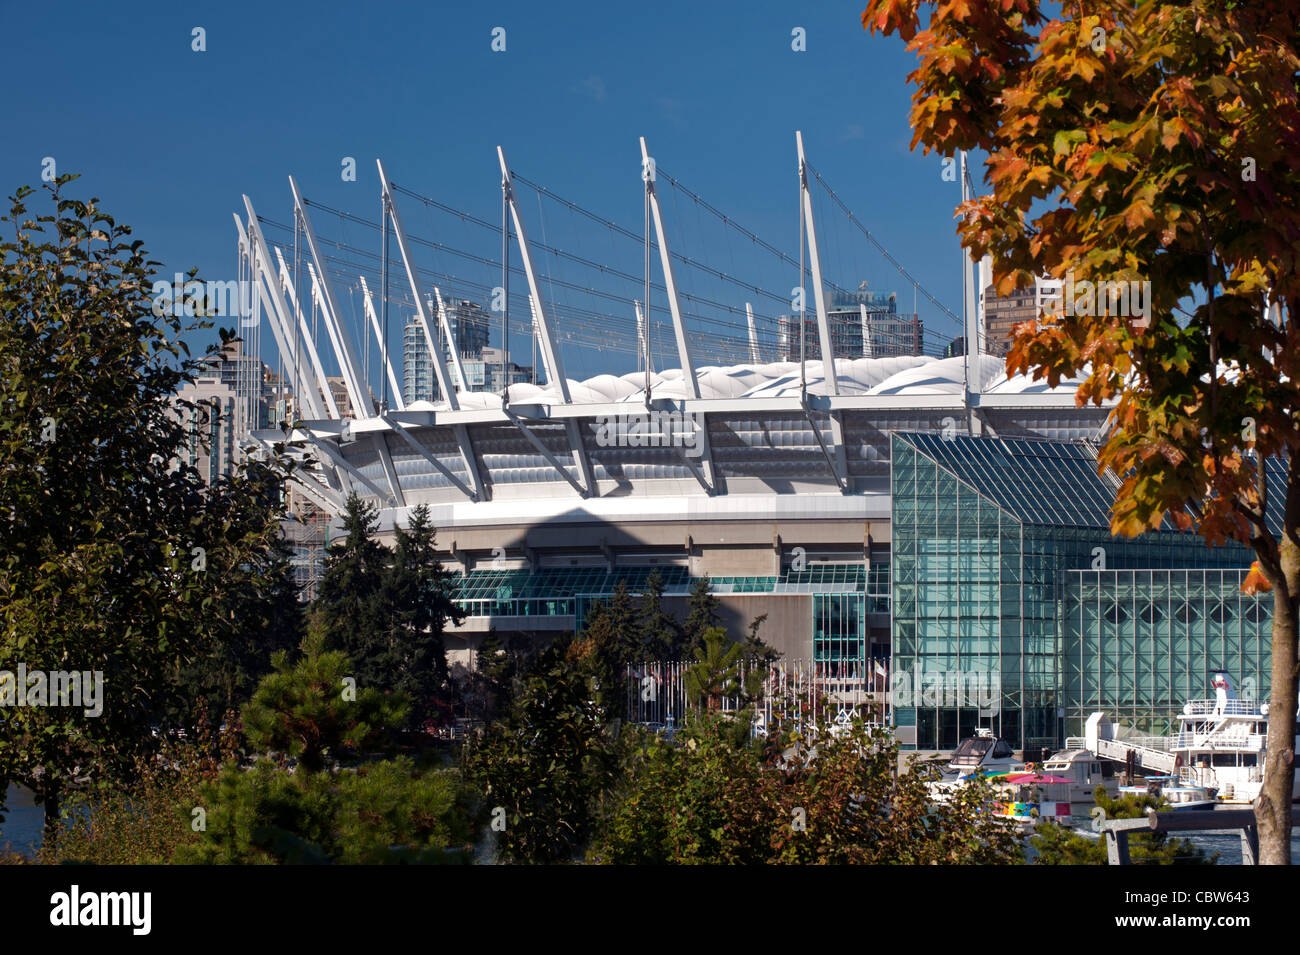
[638,569,684,660]
[315,494,389,689]
[384,504,464,727]
[684,627,744,712]
[684,575,722,655]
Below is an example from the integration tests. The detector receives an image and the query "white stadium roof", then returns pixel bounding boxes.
[404,355,1089,412]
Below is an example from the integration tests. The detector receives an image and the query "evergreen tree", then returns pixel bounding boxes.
[315,494,389,688]
[567,584,640,717]
[638,569,685,660]
[383,504,463,726]
[684,627,745,712]
[683,575,722,655]
[242,625,408,772]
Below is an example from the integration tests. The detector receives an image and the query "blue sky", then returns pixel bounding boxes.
[2,0,977,381]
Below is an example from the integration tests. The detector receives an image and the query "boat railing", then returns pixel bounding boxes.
[1181,699,1261,717]
[1175,731,1266,750]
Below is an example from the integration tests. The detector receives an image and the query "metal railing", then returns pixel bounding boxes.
[1181,699,1261,717]
[1099,808,1298,865]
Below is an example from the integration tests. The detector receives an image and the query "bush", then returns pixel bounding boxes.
[175,756,471,865]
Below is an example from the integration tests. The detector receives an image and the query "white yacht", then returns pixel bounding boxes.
[1082,672,1300,805]
[1171,672,1300,804]
[945,727,1021,777]
[1039,748,1118,807]
[1118,776,1218,811]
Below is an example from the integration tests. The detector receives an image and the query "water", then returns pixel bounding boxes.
[0,785,44,858]
[1182,830,1300,864]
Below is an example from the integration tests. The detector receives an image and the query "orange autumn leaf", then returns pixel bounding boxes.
[1242,561,1272,594]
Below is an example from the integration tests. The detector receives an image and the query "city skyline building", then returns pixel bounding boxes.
[402,299,492,404]
[777,288,924,359]
[981,283,1037,357]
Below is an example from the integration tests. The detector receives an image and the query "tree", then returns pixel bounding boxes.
[684,626,745,711]
[242,626,408,772]
[315,497,464,728]
[683,575,722,655]
[463,648,627,863]
[382,504,464,726]
[171,488,303,731]
[591,712,1022,864]
[175,756,470,865]
[589,716,770,864]
[566,583,640,717]
[863,0,1300,863]
[315,494,388,683]
[0,179,300,835]
[638,569,685,659]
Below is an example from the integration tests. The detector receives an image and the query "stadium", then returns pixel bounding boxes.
[234,142,1265,752]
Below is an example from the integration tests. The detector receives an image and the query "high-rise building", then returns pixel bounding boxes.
[463,346,534,392]
[778,287,923,360]
[199,339,270,431]
[173,375,247,485]
[402,300,492,404]
[982,284,1037,356]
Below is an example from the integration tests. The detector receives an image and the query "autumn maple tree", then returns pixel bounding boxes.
[862,0,1300,862]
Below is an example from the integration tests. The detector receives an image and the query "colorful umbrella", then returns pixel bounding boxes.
[1001,773,1075,785]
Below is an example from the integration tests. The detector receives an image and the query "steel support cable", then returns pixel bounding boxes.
[472,176,803,308]
[258,214,777,343]
[295,200,777,324]
[387,185,793,318]
[634,166,849,298]
[262,213,790,367]
[305,243,766,358]
[318,260,748,366]
[803,161,961,328]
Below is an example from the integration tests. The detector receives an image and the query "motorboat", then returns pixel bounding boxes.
[945,728,1021,777]
[1118,775,1217,811]
[1038,748,1118,808]
[926,728,1023,803]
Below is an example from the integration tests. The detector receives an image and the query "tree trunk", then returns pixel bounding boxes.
[41,778,61,846]
[1257,583,1298,864]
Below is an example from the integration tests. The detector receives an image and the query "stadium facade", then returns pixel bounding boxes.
[233,143,1270,750]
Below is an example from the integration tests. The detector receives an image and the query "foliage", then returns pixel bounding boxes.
[862,0,1300,862]
[638,569,686,659]
[314,495,390,678]
[34,711,239,865]
[591,713,1023,864]
[683,575,722,656]
[1031,786,1216,865]
[378,504,464,726]
[456,630,535,723]
[242,626,408,772]
[683,626,746,711]
[463,648,627,863]
[588,718,769,864]
[174,756,470,865]
[566,583,640,716]
[314,497,462,726]
[0,179,299,831]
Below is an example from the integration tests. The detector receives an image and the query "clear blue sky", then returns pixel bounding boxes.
[2,0,977,380]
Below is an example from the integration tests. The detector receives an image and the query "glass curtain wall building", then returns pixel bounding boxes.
[890,432,1259,751]
[1061,568,1271,737]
